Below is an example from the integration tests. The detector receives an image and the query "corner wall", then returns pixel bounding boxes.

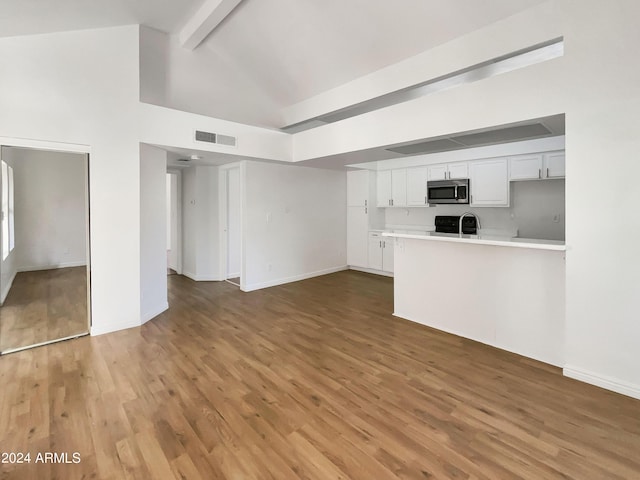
[140,144,168,323]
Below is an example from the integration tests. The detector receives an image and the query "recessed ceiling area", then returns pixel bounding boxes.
[296,114,565,170]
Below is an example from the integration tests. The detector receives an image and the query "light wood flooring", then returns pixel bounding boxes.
[0,267,88,353]
[0,270,639,479]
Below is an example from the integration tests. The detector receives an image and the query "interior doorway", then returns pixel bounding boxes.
[220,165,242,288]
[166,170,182,276]
[0,143,90,354]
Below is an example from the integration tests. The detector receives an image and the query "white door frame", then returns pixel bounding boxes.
[0,136,92,350]
[218,162,244,289]
[166,168,183,275]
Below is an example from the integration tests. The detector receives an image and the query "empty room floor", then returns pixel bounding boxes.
[0,270,639,479]
[0,266,88,352]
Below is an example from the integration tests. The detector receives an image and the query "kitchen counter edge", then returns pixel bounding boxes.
[381,231,566,251]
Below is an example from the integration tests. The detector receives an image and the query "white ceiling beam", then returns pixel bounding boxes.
[179,0,244,50]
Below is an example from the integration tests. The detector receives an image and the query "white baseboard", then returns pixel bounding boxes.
[0,270,17,304]
[563,366,640,400]
[182,271,224,282]
[91,319,141,337]
[243,265,348,292]
[349,266,394,277]
[141,302,169,324]
[19,261,87,272]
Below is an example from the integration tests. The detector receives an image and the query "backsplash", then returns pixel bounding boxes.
[384,179,565,240]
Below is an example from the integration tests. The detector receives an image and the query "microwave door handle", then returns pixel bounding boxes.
[454,185,458,199]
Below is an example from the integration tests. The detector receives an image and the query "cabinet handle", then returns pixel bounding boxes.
[391,199,394,206]
[365,207,367,214]
[365,199,367,206]
[424,196,427,204]
[379,240,382,248]
[547,167,550,178]
[538,168,541,179]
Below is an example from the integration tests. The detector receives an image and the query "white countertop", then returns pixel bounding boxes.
[382,230,566,251]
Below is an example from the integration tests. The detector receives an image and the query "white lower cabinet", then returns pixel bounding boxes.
[368,232,394,273]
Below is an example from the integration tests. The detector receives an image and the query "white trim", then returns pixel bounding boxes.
[91,319,140,336]
[242,266,348,292]
[183,271,224,282]
[18,261,87,272]
[0,269,16,305]
[1,332,89,355]
[563,366,640,400]
[226,271,240,279]
[141,302,169,324]
[348,266,394,277]
[0,136,90,155]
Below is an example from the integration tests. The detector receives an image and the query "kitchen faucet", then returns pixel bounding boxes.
[459,212,480,236]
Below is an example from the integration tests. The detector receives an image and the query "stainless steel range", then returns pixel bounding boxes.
[434,215,478,235]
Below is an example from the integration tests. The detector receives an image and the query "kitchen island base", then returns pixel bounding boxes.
[390,236,565,367]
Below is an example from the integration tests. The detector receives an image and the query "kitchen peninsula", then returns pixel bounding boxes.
[382,231,566,366]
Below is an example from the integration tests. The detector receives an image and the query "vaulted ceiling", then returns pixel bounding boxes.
[1,0,547,128]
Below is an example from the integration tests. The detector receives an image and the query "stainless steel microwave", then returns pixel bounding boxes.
[427,179,470,204]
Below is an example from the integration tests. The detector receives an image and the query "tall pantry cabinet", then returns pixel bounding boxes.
[347,170,383,268]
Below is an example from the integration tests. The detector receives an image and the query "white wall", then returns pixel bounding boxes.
[140,27,282,129]
[243,161,347,291]
[0,25,141,336]
[2,148,87,271]
[226,167,241,278]
[140,144,168,323]
[182,165,221,281]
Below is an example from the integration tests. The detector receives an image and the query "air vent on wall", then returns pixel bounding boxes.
[195,130,237,147]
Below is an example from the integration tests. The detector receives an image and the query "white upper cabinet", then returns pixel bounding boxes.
[391,169,407,207]
[428,162,468,181]
[510,151,565,180]
[347,170,370,206]
[470,158,509,207]
[376,170,392,207]
[377,169,406,207]
[427,164,448,181]
[509,154,543,180]
[406,166,429,206]
[544,151,565,178]
[448,162,469,179]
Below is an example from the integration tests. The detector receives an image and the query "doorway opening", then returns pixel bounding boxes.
[221,165,241,288]
[0,143,90,354]
[166,170,182,277]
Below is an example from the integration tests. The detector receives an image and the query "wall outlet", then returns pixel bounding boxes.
[553,214,560,223]
[267,263,272,271]
[266,212,272,223]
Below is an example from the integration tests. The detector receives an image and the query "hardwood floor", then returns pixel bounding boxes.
[1,270,639,479]
[0,267,88,353]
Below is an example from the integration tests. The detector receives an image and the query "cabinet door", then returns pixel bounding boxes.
[406,166,428,206]
[470,158,509,207]
[347,206,368,267]
[447,162,469,179]
[382,238,394,273]
[376,170,392,207]
[391,169,407,207]
[347,170,369,206]
[510,154,543,180]
[368,235,383,271]
[427,164,447,181]
[544,152,565,178]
